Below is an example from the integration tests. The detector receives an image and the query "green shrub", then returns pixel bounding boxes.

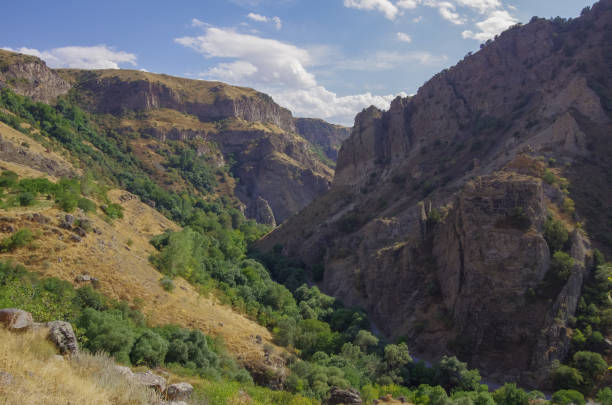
[103,203,124,220]
[493,383,529,405]
[551,251,574,281]
[544,218,569,252]
[0,170,18,188]
[160,277,175,292]
[77,197,96,213]
[130,330,169,366]
[77,308,138,364]
[0,229,34,252]
[571,351,608,391]
[18,191,36,206]
[552,390,585,405]
[552,365,583,391]
[597,388,612,405]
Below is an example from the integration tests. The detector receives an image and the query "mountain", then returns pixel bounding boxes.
[257,0,612,387]
[0,50,348,226]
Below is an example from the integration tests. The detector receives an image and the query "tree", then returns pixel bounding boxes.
[551,251,574,281]
[597,388,612,405]
[544,218,569,252]
[551,390,585,405]
[552,364,584,391]
[493,383,529,405]
[572,351,608,390]
[130,330,168,366]
[354,330,379,352]
[435,355,482,392]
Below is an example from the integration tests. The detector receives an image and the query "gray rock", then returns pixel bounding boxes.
[75,274,91,282]
[74,227,87,237]
[164,382,194,401]
[64,214,75,225]
[327,386,362,405]
[46,321,79,355]
[0,308,33,331]
[133,370,167,393]
[69,234,82,243]
[0,371,13,386]
[114,365,134,378]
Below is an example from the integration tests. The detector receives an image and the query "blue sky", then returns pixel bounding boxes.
[2,0,596,125]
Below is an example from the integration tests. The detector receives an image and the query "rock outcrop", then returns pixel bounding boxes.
[0,49,70,102]
[258,0,612,386]
[295,118,351,161]
[0,308,33,331]
[327,386,362,405]
[46,321,79,355]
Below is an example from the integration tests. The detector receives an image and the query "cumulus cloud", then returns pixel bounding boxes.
[344,0,517,41]
[396,32,412,42]
[3,45,137,69]
[462,9,517,40]
[175,25,422,124]
[246,12,282,29]
[343,0,399,20]
[397,0,421,9]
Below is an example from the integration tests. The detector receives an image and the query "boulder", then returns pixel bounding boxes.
[164,382,194,401]
[0,371,13,386]
[327,386,362,405]
[114,365,134,378]
[133,370,167,393]
[46,321,79,355]
[0,308,33,331]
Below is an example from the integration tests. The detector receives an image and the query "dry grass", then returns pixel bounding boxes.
[0,328,159,405]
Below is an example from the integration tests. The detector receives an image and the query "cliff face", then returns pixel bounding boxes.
[59,69,297,134]
[2,65,338,225]
[295,118,350,161]
[0,49,71,103]
[258,0,612,385]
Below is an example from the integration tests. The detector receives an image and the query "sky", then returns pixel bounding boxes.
[1,0,597,125]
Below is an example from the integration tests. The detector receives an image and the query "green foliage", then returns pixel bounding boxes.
[551,390,585,405]
[551,251,574,281]
[492,383,529,405]
[18,191,36,206]
[544,217,569,253]
[166,148,217,193]
[77,197,97,213]
[571,351,607,391]
[597,388,612,405]
[0,228,34,252]
[434,356,482,392]
[160,277,175,292]
[103,203,124,220]
[552,364,584,391]
[130,330,169,367]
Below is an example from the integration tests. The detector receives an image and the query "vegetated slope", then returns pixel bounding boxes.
[0,121,284,374]
[294,118,351,163]
[258,0,612,388]
[55,67,339,225]
[0,48,347,226]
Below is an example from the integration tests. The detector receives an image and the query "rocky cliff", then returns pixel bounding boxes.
[0,49,71,102]
[258,0,612,386]
[0,53,339,225]
[295,118,350,161]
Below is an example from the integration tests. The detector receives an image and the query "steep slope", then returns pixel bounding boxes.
[55,68,336,225]
[258,1,612,387]
[295,118,351,162]
[0,49,70,103]
[0,120,284,376]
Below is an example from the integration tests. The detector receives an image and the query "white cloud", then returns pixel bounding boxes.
[454,0,501,13]
[343,0,399,20]
[191,18,209,28]
[246,12,282,30]
[3,45,137,69]
[397,32,412,42]
[397,0,421,9]
[272,16,282,30]
[176,28,315,88]
[413,16,423,22]
[247,12,269,22]
[337,50,447,71]
[424,1,465,24]
[274,86,406,124]
[462,9,517,40]
[175,25,415,124]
